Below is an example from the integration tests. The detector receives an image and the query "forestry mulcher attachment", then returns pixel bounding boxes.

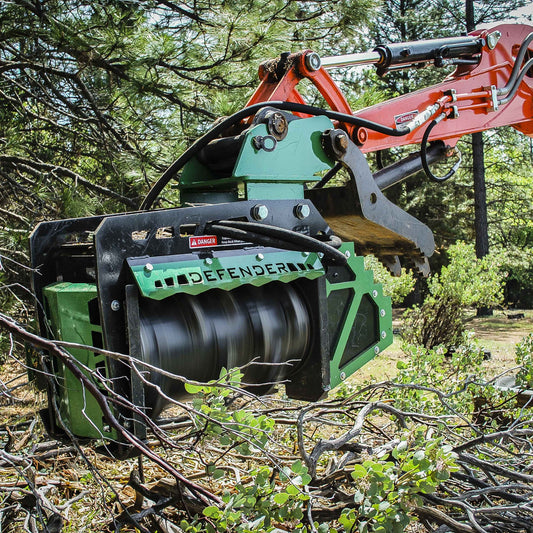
[30,24,533,450]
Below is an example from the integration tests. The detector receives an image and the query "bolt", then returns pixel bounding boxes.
[335,133,349,152]
[204,257,213,265]
[318,252,324,259]
[374,346,380,354]
[302,252,310,257]
[487,30,501,50]
[380,309,386,317]
[372,290,378,298]
[103,425,111,433]
[305,52,321,71]
[111,300,121,312]
[256,253,264,261]
[268,112,288,138]
[381,331,387,339]
[340,371,346,381]
[251,204,269,221]
[144,263,154,272]
[294,203,310,220]
[344,250,351,258]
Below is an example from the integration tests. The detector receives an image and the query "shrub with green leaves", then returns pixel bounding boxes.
[402,242,506,350]
[364,255,416,305]
[339,428,458,533]
[393,333,487,413]
[184,368,274,454]
[515,333,533,390]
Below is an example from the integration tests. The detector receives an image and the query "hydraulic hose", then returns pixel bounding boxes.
[421,114,462,183]
[498,56,533,106]
[498,32,533,98]
[206,220,347,265]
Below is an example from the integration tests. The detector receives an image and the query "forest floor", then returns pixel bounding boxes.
[0,309,532,531]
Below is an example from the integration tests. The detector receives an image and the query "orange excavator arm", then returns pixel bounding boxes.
[246,23,533,152]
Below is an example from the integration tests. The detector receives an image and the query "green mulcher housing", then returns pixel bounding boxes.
[30,112,397,455]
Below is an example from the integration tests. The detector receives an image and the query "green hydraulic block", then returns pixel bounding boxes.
[43,282,115,440]
[180,116,334,200]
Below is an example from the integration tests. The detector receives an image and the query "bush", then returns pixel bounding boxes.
[402,242,505,350]
[365,255,416,305]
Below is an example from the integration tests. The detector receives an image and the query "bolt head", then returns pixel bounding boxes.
[251,204,269,221]
[340,372,346,381]
[372,290,378,298]
[269,112,287,137]
[380,309,386,317]
[305,52,321,71]
[344,250,351,258]
[381,331,387,339]
[144,263,154,272]
[374,346,380,354]
[256,253,264,261]
[335,133,349,151]
[294,203,310,220]
[204,258,213,265]
[111,300,121,312]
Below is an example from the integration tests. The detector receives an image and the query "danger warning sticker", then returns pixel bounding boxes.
[189,235,218,248]
[394,110,418,126]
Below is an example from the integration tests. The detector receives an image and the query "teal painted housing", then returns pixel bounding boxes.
[180,115,334,200]
[43,283,116,440]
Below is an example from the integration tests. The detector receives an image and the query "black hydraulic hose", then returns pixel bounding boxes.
[499,32,533,97]
[140,101,412,210]
[420,114,461,183]
[206,220,347,265]
[499,56,533,106]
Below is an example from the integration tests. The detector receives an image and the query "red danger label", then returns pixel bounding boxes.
[189,235,218,248]
[394,110,418,126]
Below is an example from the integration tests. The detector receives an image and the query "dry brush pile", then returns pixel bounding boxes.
[1,311,533,533]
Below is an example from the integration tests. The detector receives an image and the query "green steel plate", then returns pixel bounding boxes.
[129,250,325,300]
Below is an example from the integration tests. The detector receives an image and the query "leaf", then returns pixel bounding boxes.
[291,460,305,474]
[273,492,289,506]
[212,468,225,480]
[184,383,203,394]
[351,464,368,479]
[203,506,220,518]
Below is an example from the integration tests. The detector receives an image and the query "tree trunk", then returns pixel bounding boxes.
[466,0,492,316]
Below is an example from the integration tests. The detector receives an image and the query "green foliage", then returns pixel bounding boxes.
[185,368,274,454]
[515,334,533,390]
[428,242,505,308]
[339,428,458,533]
[180,371,315,532]
[402,242,506,350]
[364,255,416,305]
[193,461,311,532]
[393,333,486,413]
